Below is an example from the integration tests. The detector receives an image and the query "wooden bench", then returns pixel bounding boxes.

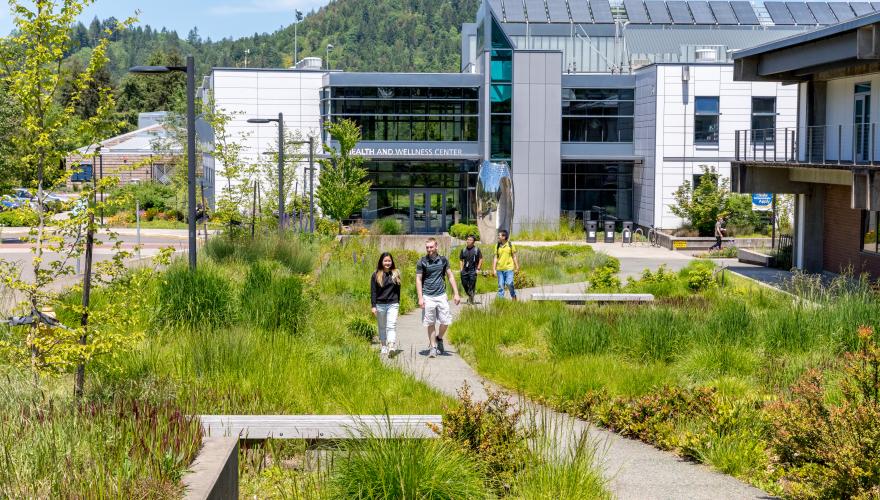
[531,293,654,304]
[199,415,442,440]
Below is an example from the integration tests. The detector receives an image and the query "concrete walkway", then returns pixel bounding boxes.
[387,245,771,499]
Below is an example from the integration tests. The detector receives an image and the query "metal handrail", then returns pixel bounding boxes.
[735,123,880,166]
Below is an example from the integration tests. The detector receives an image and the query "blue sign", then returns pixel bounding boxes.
[752,193,773,211]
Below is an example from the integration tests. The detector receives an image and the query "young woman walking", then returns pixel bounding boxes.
[371,252,402,357]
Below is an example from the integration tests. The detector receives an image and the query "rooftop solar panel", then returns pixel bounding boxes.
[645,0,673,22]
[488,0,505,18]
[625,0,652,21]
[765,2,796,24]
[525,0,548,21]
[709,1,738,23]
[730,1,760,24]
[668,0,695,22]
[569,0,594,21]
[829,2,856,20]
[590,0,615,22]
[807,2,838,23]
[785,2,817,24]
[689,1,717,23]
[547,0,571,21]
[504,0,527,21]
[850,2,875,16]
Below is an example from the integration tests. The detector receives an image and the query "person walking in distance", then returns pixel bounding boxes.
[416,238,461,358]
[709,215,726,251]
[459,235,483,305]
[492,229,519,300]
[371,252,401,358]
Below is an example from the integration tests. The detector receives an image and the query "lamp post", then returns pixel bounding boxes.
[326,44,334,70]
[294,10,303,66]
[248,113,286,230]
[130,55,198,269]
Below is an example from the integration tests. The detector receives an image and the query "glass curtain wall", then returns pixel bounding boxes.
[323,87,479,142]
[490,18,513,161]
[562,88,634,142]
[560,161,634,221]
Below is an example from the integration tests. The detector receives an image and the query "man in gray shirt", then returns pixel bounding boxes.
[416,237,461,358]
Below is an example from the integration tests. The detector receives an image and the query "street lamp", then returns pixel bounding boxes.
[248,113,286,231]
[130,55,198,269]
[326,44,334,70]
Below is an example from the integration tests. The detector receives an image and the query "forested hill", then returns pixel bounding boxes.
[72,0,481,81]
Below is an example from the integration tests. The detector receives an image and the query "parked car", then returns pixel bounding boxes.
[10,188,65,211]
[0,195,22,211]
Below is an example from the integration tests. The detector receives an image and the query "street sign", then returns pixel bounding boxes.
[752,193,773,211]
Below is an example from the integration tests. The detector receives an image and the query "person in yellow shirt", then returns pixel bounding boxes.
[492,229,519,300]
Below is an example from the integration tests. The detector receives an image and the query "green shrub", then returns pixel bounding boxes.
[450,223,480,240]
[315,217,337,236]
[587,265,620,292]
[0,207,39,227]
[240,261,307,334]
[686,267,715,292]
[330,428,487,499]
[513,270,536,290]
[437,383,531,494]
[154,261,235,330]
[369,216,403,235]
[767,326,880,499]
[106,181,175,215]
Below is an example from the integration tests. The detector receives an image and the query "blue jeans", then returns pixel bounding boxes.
[497,270,516,299]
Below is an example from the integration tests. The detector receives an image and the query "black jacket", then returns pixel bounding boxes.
[370,271,401,307]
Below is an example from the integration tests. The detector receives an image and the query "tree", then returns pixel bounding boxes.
[0,0,138,395]
[316,119,370,233]
[203,93,251,227]
[671,165,760,236]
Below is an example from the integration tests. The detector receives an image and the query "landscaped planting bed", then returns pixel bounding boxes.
[0,235,615,498]
[450,262,880,498]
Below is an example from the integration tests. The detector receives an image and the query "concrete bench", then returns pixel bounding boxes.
[199,415,442,440]
[531,293,654,304]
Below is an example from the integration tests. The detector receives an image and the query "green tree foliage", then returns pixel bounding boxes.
[671,165,760,236]
[316,119,370,233]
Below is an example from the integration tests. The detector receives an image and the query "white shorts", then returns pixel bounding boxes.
[422,294,452,326]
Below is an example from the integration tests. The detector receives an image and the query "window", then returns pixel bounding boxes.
[562,88,634,143]
[863,211,879,254]
[324,86,479,142]
[694,96,720,145]
[560,161,634,220]
[751,97,776,144]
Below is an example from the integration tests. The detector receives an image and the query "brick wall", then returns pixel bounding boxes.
[823,184,880,278]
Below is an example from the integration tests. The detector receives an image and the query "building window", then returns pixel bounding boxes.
[863,210,879,254]
[562,88,634,143]
[751,97,776,144]
[323,86,479,142]
[560,161,634,221]
[694,96,720,145]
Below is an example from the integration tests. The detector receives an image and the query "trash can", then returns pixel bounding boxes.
[604,221,616,243]
[585,220,598,243]
[622,221,633,244]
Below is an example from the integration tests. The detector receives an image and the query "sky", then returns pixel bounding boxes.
[0,0,330,40]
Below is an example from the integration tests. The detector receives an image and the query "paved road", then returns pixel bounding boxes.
[387,244,773,499]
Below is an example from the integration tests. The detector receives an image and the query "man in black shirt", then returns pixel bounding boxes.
[459,235,483,305]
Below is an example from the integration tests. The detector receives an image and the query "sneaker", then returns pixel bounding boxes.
[388,342,399,358]
[435,337,445,355]
[428,347,438,358]
[380,345,389,356]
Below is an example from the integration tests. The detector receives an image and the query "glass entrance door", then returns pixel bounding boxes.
[411,190,447,234]
[854,83,871,162]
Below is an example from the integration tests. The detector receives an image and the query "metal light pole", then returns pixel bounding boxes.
[294,10,303,65]
[130,54,198,269]
[326,44,334,70]
[247,113,286,231]
[308,136,315,233]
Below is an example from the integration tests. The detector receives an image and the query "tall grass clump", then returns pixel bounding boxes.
[369,216,404,235]
[517,216,585,241]
[616,307,688,363]
[330,430,487,499]
[240,260,307,334]
[546,310,610,357]
[204,233,316,274]
[154,260,234,330]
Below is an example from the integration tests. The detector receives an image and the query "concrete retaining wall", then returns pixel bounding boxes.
[738,248,773,267]
[182,437,239,500]
[656,233,772,251]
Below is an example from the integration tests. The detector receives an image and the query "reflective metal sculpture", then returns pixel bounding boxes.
[476,160,514,243]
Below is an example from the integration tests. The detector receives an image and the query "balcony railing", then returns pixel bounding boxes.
[735,124,880,166]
